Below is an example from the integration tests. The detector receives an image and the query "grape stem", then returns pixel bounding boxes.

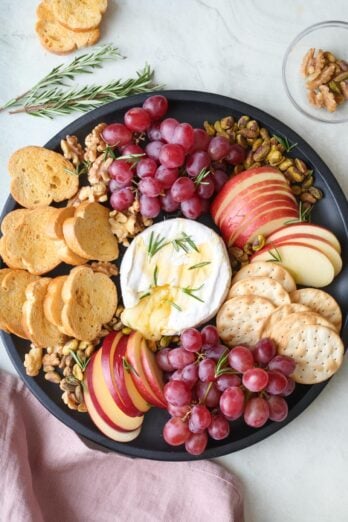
[200,382,213,405]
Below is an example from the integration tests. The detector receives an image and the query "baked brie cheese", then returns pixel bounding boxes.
[120,218,232,340]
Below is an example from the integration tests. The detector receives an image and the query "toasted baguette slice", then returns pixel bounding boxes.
[22,278,67,347]
[9,146,79,209]
[63,202,119,261]
[54,239,88,266]
[4,207,61,275]
[43,276,68,333]
[0,236,23,269]
[1,209,28,235]
[61,266,117,341]
[0,270,40,338]
[45,206,76,239]
[47,0,107,32]
[0,269,15,333]
[36,2,100,55]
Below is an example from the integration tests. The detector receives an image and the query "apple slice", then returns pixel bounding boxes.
[220,196,297,241]
[126,331,167,409]
[266,223,341,253]
[211,166,288,223]
[139,338,166,405]
[85,353,129,432]
[266,234,342,275]
[251,242,335,287]
[214,181,292,227]
[84,379,142,442]
[100,332,141,417]
[113,334,151,414]
[229,206,298,247]
[91,349,144,430]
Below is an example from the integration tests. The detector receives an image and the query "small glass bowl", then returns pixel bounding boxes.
[282,21,348,123]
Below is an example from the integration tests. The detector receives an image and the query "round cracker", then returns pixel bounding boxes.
[279,324,344,384]
[228,276,291,307]
[231,261,296,293]
[268,311,335,351]
[217,295,275,347]
[290,288,342,332]
[261,303,311,338]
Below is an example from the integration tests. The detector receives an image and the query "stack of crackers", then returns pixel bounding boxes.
[217,262,344,385]
[35,0,108,54]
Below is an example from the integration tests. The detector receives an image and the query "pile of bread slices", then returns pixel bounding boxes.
[0,146,119,346]
[35,0,108,54]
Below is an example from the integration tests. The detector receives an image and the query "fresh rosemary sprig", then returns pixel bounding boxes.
[102,145,117,161]
[117,153,146,167]
[69,350,90,372]
[181,284,204,302]
[284,201,312,224]
[194,167,211,185]
[147,232,169,259]
[0,44,123,112]
[153,265,159,287]
[64,159,92,177]
[8,65,162,118]
[122,357,139,377]
[167,300,183,312]
[188,261,211,270]
[172,232,199,253]
[266,248,282,263]
[273,134,298,153]
[139,291,151,300]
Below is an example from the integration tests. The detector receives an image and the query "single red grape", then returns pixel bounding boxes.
[143,95,168,120]
[108,159,133,187]
[163,380,192,406]
[201,325,219,346]
[181,363,199,388]
[139,195,161,218]
[242,368,269,392]
[167,403,191,418]
[198,358,216,382]
[267,395,288,422]
[253,338,277,365]
[102,123,132,147]
[244,397,269,428]
[172,122,195,152]
[159,143,185,168]
[185,431,208,455]
[225,144,247,165]
[196,175,215,199]
[195,381,221,408]
[219,386,245,420]
[160,117,179,142]
[156,348,175,372]
[186,151,211,177]
[147,122,162,141]
[216,373,242,392]
[280,377,296,397]
[120,143,144,155]
[136,157,157,178]
[163,417,190,446]
[181,195,203,219]
[203,344,228,361]
[208,413,230,440]
[124,107,151,132]
[189,404,212,433]
[190,128,211,152]
[160,191,180,212]
[266,370,288,395]
[109,188,134,211]
[168,347,196,369]
[138,177,162,197]
[268,355,296,376]
[145,141,163,162]
[208,136,231,160]
[181,328,202,352]
[155,166,179,189]
[212,169,229,192]
[170,177,195,202]
[228,345,254,373]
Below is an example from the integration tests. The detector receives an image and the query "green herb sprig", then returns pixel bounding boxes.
[194,167,211,185]
[266,248,282,263]
[122,357,139,377]
[284,201,312,224]
[273,134,298,153]
[172,232,199,254]
[69,350,90,372]
[188,261,211,270]
[147,232,169,259]
[64,159,92,177]
[181,284,204,302]
[0,44,123,112]
[6,64,162,118]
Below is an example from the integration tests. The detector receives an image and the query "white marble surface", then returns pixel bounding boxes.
[0,1,347,521]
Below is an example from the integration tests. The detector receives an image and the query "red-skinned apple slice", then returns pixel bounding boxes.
[84,378,142,442]
[222,199,297,245]
[91,349,144,430]
[211,166,288,222]
[113,334,151,414]
[139,338,166,404]
[230,207,298,247]
[265,234,342,275]
[266,223,341,253]
[214,181,292,227]
[100,332,141,417]
[85,352,129,432]
[220,195,297,241]
[126,331,167,409]
[251,242,335,287]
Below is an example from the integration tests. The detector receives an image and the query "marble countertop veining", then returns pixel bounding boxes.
[0,1,347,521]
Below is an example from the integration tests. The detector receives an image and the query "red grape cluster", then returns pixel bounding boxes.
[156,327,296,456]
[101,95,246,219]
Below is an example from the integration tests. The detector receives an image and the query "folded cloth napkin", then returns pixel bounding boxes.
[0,370,244,522]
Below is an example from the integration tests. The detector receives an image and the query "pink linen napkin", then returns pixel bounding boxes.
[0,370,244,522]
